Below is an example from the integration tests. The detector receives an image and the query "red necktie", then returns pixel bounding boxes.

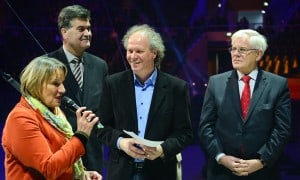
[241,75,251,120]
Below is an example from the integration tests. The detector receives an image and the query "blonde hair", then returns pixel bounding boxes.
[20,56,67,98]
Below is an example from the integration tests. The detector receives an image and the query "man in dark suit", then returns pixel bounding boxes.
[198,29,291,179]
[97,24,193,180]
[47,5,108,173]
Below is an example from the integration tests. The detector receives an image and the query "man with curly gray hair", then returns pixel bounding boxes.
[97,24,193,180]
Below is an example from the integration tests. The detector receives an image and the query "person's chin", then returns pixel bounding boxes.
[131,67,142,74]
[83,44,91,49]
[81,41,91,47]
[232,63,242,69]
[130,63,141,70]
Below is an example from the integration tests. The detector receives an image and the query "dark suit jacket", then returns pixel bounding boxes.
[47,47,108,172]
[198,69,291,180]
[97,69,193,180]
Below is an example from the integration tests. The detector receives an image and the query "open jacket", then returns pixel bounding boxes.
[97,69,193,180]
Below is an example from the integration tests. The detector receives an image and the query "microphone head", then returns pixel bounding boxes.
[61,96,80,112]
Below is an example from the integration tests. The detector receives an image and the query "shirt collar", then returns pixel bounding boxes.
[237,68,258,81]
[134,68,157,87]
[63,46,83,63]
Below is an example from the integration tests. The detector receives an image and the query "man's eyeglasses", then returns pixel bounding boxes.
[228,47,257,54]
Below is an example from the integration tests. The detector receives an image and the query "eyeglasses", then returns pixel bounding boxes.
[228,47,257,54]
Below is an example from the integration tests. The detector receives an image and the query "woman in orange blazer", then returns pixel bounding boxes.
[1,56,102,180]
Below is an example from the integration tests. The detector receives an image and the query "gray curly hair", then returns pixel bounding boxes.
[122,24,165,69]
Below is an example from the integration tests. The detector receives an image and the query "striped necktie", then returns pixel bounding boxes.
[71,58,83,89]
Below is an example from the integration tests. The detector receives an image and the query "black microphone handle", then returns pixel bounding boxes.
[1,70,20,92]
[61,96,104,128]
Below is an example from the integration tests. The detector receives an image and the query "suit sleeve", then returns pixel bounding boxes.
[198,77,223,159]
[161,81,194,158]
[257,78,291,165]
[97,76,125,148]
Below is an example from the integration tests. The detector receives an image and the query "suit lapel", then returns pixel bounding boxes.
[246,70,267,120]
[145,72,168,135]
[226,71,243,119]
[122,71,139,132]
[82,53,92,105]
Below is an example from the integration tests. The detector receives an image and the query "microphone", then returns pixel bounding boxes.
[1,69,20,92]
[61,96,80,113]
[61,96,104,128]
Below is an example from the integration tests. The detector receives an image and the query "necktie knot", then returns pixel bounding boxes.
[242,75,251,84]
[72,58,81,64]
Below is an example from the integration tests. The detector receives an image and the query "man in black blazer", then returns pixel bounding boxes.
[47,5,108,173]
[198,29,291,179]
[97,24,193,180]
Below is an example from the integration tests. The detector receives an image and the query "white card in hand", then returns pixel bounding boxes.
[123,130,163,147]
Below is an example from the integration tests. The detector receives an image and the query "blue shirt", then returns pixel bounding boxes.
[116,68,157,149]
[134,68,157,138]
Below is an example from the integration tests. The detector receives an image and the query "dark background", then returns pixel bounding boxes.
[1,0,300,179]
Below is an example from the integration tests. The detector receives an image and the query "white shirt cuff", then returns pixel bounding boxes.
[215,153,226,163]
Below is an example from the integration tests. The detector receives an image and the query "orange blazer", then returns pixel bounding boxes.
[2,96,85,180]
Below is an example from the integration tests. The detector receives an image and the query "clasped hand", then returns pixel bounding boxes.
[219,155,264,176]
[119,138,163,160]
[81,170,102,180]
